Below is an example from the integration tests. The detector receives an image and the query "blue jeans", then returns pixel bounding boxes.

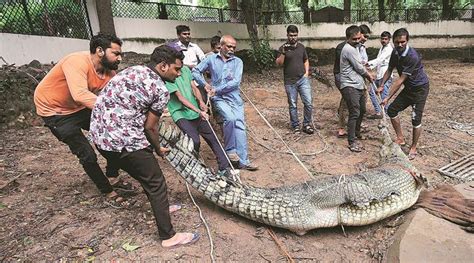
[369,77,392,114]
[284,76,313,128]
[213,97,249,165]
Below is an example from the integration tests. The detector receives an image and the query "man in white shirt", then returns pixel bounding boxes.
[175,25,205,69]
[367,31,393,119]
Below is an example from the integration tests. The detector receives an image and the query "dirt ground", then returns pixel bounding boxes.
[1,58,473,262]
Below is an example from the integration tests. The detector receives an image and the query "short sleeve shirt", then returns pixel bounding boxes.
[90,65,170,152]
[277,42,308,85]
[165,66,200,122]
[389,46,429,88]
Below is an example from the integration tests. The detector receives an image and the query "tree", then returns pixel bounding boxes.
[343,0,351,22]
[96,0,116,35]
[442,0,454,20]
[241,0,259,47]
[378,0,386,21]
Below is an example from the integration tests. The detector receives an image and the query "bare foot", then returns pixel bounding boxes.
[395,137,406,146]
[162,232,200,248]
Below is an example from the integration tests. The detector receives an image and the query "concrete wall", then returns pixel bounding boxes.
[0,33,90,66]
[114,19,473,54]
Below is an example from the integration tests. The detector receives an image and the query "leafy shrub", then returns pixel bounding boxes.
[248,38,275,73]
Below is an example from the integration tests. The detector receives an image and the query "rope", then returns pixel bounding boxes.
[185,182,216,263]
[240,89,314,178]
[267,228,295,263]
[203,99,242,183]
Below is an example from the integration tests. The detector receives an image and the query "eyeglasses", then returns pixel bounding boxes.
[181,32,191,36]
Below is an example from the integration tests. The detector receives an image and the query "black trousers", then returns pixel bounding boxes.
[176,117,229,171]
[42,109,116,193]
[98,147,176,240]
[340,87,367,144]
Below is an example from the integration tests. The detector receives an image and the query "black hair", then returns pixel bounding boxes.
[150,45,185,66]
[89,33,122,54]
[359,24,371,35]
[287,25,298,34]
[345,25,360,39]
[393,28,409,41]
[381,31,391,38]
[176,25,190,35]
[210,35,221,48]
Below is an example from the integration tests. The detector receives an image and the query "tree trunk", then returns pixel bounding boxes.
[301,0,310,24]
[228,0,239,22]
[96,0,116,35]
[343,0,351,22]
[441,0,453,20]
[241,0,259,48]
[378,0,385,21]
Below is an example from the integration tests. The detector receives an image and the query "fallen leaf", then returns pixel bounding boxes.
[122,241,140,252]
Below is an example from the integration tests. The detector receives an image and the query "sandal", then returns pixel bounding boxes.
[162,233,200,249]
[169,204,182,214]
[407,152,418,160]
[292,126,301,134]
[302,125,314,135]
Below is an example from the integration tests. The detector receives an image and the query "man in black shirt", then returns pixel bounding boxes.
[276,25,314,134]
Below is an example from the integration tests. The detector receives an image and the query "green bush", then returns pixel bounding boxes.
[248,38,275,73]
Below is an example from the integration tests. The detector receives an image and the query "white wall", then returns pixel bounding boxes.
[113,18,473,53]
[0,33,89,65]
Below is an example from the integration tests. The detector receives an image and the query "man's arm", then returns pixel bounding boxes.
[303,59,310,77]
[174,90,208,120]
[368,46,393,70]
[381,74,407,106]
[62,58,98,109]
[190,80,208,111]
[377,66,394,93]
[144,111,168,157]
[192,57,210,87]
[275,44,287,66]
[346,48,374,81]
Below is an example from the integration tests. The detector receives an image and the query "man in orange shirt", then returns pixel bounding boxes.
[34,33,123,199]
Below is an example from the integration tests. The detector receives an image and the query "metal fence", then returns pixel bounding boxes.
[0,0,92,39]
[112,0,243,23]
[112,0,473,24]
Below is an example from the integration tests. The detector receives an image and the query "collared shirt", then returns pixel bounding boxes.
[340,43,368,90]
[389,45,429,88]
[192,53,244,104]
[176,41,205,67]
[90,65,170,152]
[358,43,368,64]
[368,44,394,80]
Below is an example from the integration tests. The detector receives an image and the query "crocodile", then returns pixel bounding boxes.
[158,121,425,234]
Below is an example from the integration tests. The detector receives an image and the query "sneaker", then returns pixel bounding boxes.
[237,163,259,171]
[367,114,383,119]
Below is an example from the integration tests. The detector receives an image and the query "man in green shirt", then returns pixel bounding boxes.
[165,64,231,176]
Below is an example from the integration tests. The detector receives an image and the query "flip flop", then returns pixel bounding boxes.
[337,131,347,138]
[408,152,418,160]
[162,233,200,249]
[169,204,182,214]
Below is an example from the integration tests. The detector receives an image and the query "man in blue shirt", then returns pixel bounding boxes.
[379,28,430,160]
[192,35,258,171]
